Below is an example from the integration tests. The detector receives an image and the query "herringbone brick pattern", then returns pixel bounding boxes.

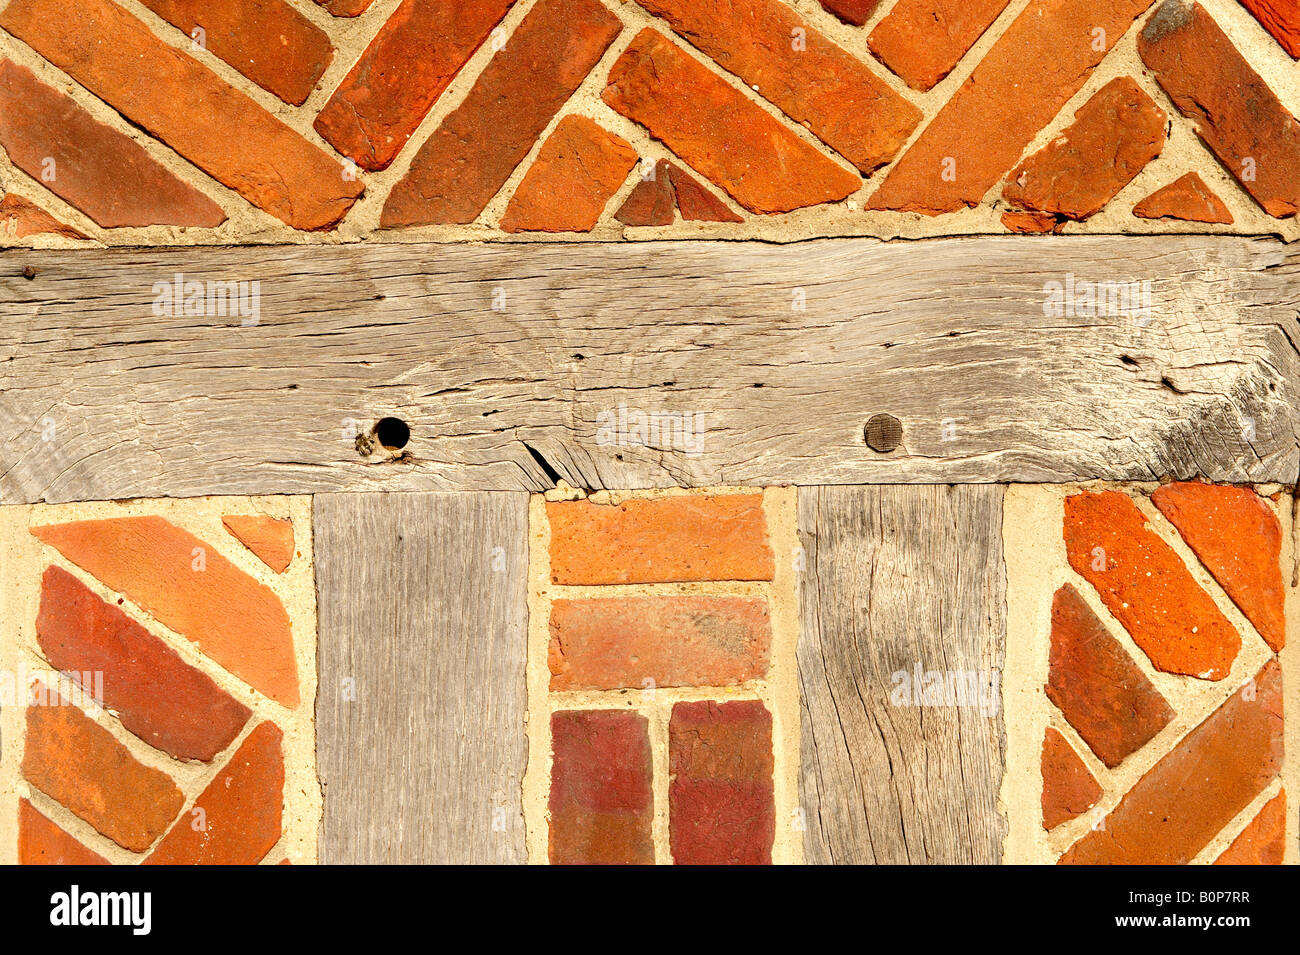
[0,0,1296,244]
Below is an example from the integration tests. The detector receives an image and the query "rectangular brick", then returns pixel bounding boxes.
[0,0,362,230]
[549,710,654,864]
[314,0,517,170]
[867,0,1155,214]
[603,29,860,214]
[0,59,226,228]
[868,0,1013,91]
[1139,0,1300,218]
[381,0,622,226]
[23,684,185,853]
[669,700,774,864]
[634,0,921,173]
[549,595,771,690]
[1240,0,1300,58]
[547,494,774,584]
[1060,660,1282,864]
[138,0,333,106]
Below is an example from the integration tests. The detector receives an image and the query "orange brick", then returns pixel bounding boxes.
[313,0,375,14]
[549,595,771,690]
[222,514,295,573]
[23,686,184,853]
[314,0,517,170]
[1061,661,1282,865]
[868,0,1154,214]
[32,516,298,706]
[19,799,108,865]
[0,193,86,240]
[634,0,921,174]
[1133,172,1233,224]
[548,494,773,584]
[1239,0,1300,58]
[868,0,1012,92]
[145,721,284,865]
[1214,790,1286,865]
[500,116,638,233]
[0,0,362,230]
[1152,482,1285,651]
[1063,490,1241,681]
[138,0,333,106]
[603,29,861,214]
[1041,727,1101,830]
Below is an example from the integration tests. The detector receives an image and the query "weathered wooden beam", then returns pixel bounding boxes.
[2,236,1297,502]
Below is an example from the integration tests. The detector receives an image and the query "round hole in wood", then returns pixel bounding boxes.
[864,414,903,453]
[374,416,410,451]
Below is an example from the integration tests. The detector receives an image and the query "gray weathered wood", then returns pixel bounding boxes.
[2,236,1298,502]
[314,491,528,864]
[798,484,1007,864]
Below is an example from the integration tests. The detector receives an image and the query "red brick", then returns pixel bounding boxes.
[1064,490,1241,681]
[616,160,676,226]
[381,0,621,227]
[313,0,375,15]
[549,710,654,864]
[500,116,637,233]
[603,29,861,214]
[669,163,744,222]
[669,700,774,865]
[634,0,921,175]
[547,494,773,584]
[138,0,332,106]
[0,0,362,230]
[222,514,295,574]
[817,0,880,26]
[868,0,1013,92]
[19,799,109,865]
[1133,171,1234,223]
[1041,727,1102,830]
[1152,482,1285,651]
[1139,0,1300,218]
[0,193,85,239]
[1214,789,1286,865]
[314,0,516,170]
[0,60,226,229]
[1047,584,1175,768]
[550,596,771,690]
[1239,0,1300,57]
[867,0,1154,214]
[23,685,184,853]
[1001,209,1064,234]
[37,565,252,762]
[31,516,298,707]
[1003,77,1166,222]
[1060,660,1282,865]
[145,721,284,865]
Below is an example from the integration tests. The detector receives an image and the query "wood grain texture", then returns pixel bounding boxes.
[2,236,1299,502]
[798,484,1007,864]
[314,491,528,864]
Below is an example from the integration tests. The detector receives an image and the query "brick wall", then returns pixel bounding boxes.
[524,487,802,864]
[0,0,1296,245]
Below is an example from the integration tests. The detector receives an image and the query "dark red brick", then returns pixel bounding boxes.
[817,0,879,26]
[549,710,654,864]
[36,565,251,762]
[616,160,676,226]
[669,700,774,865]
[1041,727,1102,830]
[669,163,744,222]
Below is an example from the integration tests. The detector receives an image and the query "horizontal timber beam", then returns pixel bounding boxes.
[1,236,1298,502]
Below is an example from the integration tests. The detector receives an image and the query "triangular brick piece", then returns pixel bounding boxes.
[19,799,108,865]
[1046,584,1175,768]
[1151,482,1285,651]
[1001,209,1064,234]
[1133,172,1233,223]
[222,514,295,574]
[1,193,86,239]
[1003,77,1166,221]
[616,159,676,226]
[667,163,743,223]
[1041,727,1102,830]
[1215,790,1286,865]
